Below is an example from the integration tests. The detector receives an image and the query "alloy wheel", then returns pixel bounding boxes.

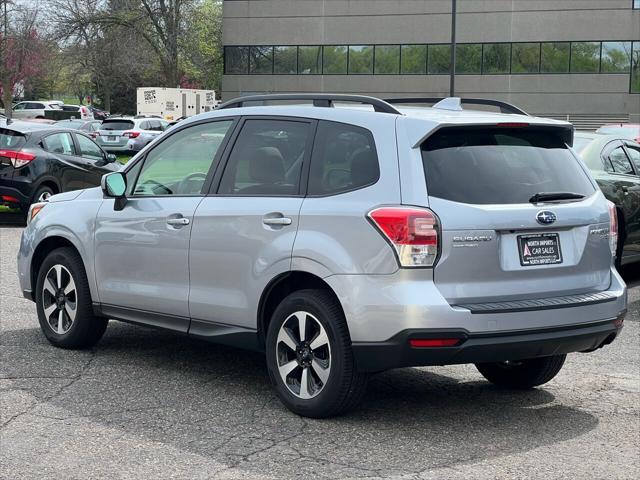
[41,264,77,334]
[276,311,331,399]
[37,191,51,202]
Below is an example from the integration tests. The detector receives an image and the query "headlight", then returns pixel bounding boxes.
[27,202,47,225]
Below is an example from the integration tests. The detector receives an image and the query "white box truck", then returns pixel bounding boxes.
[136,87,218,120]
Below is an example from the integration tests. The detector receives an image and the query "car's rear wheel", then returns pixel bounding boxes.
[475,354,566,389]
[35,247,108,349]
[32,185,55,203]
[265,289,368,418]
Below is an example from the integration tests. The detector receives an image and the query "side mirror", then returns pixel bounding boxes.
[106,153,117,163]
[101,172,127,210]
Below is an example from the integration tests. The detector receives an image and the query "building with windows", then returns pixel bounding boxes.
[222,0,640,122]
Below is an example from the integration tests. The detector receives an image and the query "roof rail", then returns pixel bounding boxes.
[217,94,402,114]
[383,97,529,116]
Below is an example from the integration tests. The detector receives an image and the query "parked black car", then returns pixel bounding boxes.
[0,119,120,215]
[88,106,109,120]
[574,132,640,266]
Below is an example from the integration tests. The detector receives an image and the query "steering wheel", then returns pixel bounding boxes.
[178,172,208,194]
[138,179,172,195]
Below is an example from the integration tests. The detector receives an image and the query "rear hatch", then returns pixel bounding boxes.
[0,128,27,176]
[97,119,135,147]
[422,125,611,304]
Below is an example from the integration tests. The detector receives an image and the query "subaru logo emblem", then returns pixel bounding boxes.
[536,210,557,225]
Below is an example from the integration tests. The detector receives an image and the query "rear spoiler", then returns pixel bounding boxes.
[412,123,574,149]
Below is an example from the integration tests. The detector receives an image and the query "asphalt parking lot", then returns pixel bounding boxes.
[1,225,638,480]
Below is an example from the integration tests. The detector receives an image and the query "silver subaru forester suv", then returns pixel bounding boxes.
[17,94,627,418]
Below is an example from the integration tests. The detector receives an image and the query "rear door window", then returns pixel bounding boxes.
[218,119,312,196]
[623,145,640,174]
[421,126,595,204]
[308,120,379,196]
[42,133,76,155]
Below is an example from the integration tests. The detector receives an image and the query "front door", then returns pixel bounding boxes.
[188,117,315,332]
[94,119,236,331]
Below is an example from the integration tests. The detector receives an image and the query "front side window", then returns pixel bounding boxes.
[133,120,233,196]
[13,103,26,111]
[608,146,634,174]
[76,134,104,161]
[308,121,379,196]
[43,133,75,155]
[218,119,311,196]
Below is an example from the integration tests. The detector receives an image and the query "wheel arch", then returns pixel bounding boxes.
[30,236,84,301]
[257,271,345,347]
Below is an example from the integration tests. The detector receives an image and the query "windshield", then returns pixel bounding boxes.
[421,126,595,205]
[101,120,134,131]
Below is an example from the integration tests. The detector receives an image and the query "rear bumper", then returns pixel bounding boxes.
[0,182,31,209]
[353,317,624,372]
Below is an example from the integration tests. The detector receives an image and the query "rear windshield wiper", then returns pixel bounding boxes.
[529,192,585,203]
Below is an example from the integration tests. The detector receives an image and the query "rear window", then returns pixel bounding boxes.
[101,120,134,131]
[421,127,595,205]
[0,128,26,149]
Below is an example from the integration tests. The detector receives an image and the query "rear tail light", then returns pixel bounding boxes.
[1,195,20,204]
[123,131,140,138]
[607,200,618,257]
[89,132,99,138]
[368,206,439,267]
[0,149,36,168]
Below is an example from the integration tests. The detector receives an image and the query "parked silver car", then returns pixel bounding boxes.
[95,117,169,153]
[17,95,627,418]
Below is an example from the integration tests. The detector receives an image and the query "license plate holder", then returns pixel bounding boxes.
[517,233,562,266]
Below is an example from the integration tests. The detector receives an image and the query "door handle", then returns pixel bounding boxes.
[167,217,190,226]
[263,217,292,226]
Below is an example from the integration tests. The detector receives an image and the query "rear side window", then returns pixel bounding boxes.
[218,119,312,196]
[421,127,595,205]
[0,129,26,149]
[607,146,634,175]
[308,121,379,196]
[42,133,75,155]
[102,120,134,131]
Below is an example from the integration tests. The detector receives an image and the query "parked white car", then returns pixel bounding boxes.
[11,101,64,119]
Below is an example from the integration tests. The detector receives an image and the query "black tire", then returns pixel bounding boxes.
[265,289,368,418]
[475,354,566,389]
[35,247,108,349]
[32,185,55,204]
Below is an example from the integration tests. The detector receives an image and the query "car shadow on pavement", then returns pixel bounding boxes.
[1,322,599,478]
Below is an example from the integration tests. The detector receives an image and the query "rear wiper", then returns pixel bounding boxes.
[529,192,585,203]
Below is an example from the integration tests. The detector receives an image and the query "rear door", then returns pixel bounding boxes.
[188,117,315,332]
[614,143,640,261]
[94,118,236,327]
[420,125,609,304]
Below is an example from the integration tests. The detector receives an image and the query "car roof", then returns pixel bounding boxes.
[0,119,55,133]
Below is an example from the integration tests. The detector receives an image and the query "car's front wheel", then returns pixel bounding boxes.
[266,289,368,418]
[35,247,108,349]
[475,354,566,389]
